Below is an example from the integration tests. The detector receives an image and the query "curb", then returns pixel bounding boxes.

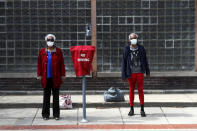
[1,89,197,95]
[1,124,197,130]
[0,102,197,108]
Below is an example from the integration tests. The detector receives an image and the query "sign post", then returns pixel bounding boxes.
[70,45,95,123]
[81,76,87,123]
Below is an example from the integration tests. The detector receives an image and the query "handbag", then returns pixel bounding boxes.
[104,87,125,102]
[59,94,73,109]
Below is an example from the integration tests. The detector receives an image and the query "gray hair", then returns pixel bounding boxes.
[45,34,56,41]
[128,33,138,40]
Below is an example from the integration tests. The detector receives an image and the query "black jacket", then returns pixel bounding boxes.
[121,44,150,80]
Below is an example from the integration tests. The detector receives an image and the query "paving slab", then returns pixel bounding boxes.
[179,107,197,124]
[72,95,103,103]
[73,95,130,103]
[32,108,78,125]
[161,107,197,124]
[0,96,42,103]
[181,107,197,116]
[14,117,34,125]
[186,94,197,102]
[78,108,123,125]
[0,119,17,126]
[145,94,193,103]
[120,107,168,124]
[0,108,37,118]
[0,108,37,125]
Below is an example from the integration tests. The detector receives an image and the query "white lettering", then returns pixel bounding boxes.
[77,58,90,62]
[80,54,86,57]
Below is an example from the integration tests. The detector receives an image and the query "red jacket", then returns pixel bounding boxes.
[37,47,65,88]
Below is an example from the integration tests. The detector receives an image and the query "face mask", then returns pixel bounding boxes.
[47,42,54,47]
[130,39,137,45]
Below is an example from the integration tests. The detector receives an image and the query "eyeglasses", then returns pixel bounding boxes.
[47,39,54,42]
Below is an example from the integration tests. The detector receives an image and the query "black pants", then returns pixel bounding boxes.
[42,78,60,118]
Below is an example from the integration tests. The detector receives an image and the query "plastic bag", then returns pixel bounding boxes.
[59,94,73,109]
[104,87,125,102]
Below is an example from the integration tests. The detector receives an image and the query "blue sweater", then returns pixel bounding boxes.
[47,51,53,78]
[121,44,150,80]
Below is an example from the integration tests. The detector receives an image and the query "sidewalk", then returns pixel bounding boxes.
[0,93,197,130]
[1,107,197,130]
[0,93,197,108]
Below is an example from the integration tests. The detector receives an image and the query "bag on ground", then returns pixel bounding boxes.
[104,87,125,102]
[59,94,73,109]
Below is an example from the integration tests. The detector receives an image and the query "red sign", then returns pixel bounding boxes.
[70,46,95,77]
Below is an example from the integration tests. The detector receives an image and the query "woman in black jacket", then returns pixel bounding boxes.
[121,33,150,117]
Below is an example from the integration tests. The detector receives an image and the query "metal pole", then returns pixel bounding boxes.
[81,76,88,123]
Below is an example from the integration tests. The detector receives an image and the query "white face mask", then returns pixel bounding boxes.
[130,39,137,45]
[47,42,54,47]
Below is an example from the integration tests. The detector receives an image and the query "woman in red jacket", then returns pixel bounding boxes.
[37,34,65,120]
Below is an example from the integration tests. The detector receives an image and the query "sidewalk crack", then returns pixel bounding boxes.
[119,107,125,125]
[160,107,170,124]
[31,108,39,125]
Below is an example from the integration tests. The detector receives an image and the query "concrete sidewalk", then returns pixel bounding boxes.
[0,93,197,108]
[1,107,197,130]
[1,94,197,130]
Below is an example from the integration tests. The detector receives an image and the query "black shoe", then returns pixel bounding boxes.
[128,110,134,116]
[43,117,49,120]
[54,117,60,120]
[141,110,146,117]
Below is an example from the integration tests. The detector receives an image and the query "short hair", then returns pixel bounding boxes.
[45,34,56,41]
[128,33,138,40]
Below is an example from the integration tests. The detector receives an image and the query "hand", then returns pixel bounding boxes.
[36,76,41,80]
[146,75,150,79]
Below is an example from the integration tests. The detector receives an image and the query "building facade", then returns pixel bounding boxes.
[0,0,196,75]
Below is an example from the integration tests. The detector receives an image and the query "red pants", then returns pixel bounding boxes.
[128,73,144,106]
